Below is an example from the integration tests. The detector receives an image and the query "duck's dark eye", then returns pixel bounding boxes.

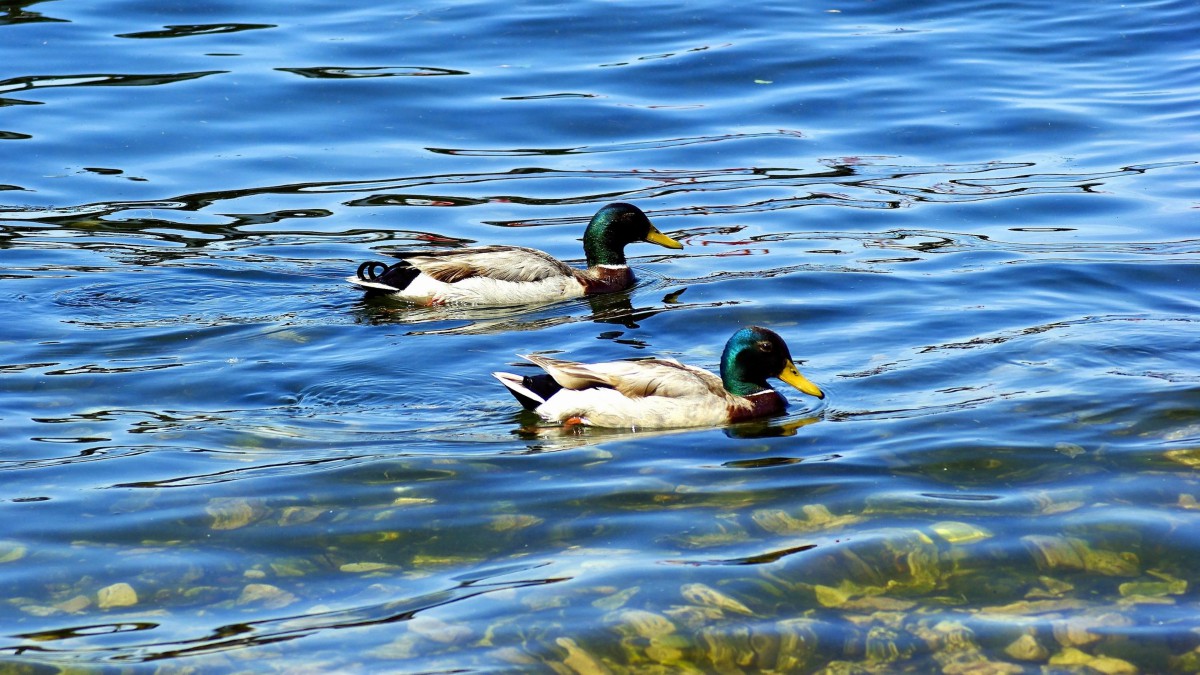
[757,340,773,353]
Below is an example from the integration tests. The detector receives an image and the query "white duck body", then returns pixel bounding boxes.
[492,326,826,430]
[348,202,681,306]
[347,246,615,305]
[495,355,784,429]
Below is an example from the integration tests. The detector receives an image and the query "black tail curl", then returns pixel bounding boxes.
[356,260,395,281]
[355,260,420,291]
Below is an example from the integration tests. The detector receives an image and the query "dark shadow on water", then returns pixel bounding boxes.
[666,542,820,567]
[347,283,734,336]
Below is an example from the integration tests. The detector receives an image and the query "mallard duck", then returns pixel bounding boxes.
[348,203,683,305]
[493,326,825,429]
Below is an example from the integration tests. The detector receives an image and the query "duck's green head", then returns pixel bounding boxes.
[720,326,825,399]
[582,202,683,267]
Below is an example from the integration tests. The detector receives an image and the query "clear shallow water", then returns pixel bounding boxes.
[1,0,1199,672]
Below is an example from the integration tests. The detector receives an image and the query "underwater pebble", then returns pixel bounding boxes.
[615,609,676,639]
[488,514,544,532]
[271,558,319,577]
[266,329,309,344]
[1090,656,1140,675]
[97,582,138,609]
[237,583,297,609]
[0,541,26,564]
[931,521,993,544]
[644,635,688,665]
[1054,442,1086,458]
[592,586,638,610]
[698,624,754,672]
[663,604,725,629]
[1050,647,1138,674]
[1027,575,1075,599]
[680,583,753,615]
[813,584,851,608]
[1119,579,1187,597]
[555,637,611,675]
[1052,612,1132,647]
[278,506,325,525]
[206,498,262,531]
[1022,535,1139,576]
[1122,569,1188,597]
[56,594,91,613]
[339,562,399,573]
[1164,448,1200,468]
[392,497,436,507]
[1004,634,1049,661]
[751,504,861,534]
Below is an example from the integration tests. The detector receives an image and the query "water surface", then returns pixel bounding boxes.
[2,0,1199,672]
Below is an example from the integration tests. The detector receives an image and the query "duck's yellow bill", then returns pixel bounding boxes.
[779,360,825,399]
[645,227,684,250]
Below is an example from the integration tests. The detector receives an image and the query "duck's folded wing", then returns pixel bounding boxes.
[522,354,616,391]
[524,355,724,399]
[403,246,577,283]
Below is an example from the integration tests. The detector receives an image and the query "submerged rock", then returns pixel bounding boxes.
[97,582,138,609]
[1003,634,1049,662]
[555,637,611,675]
[0,541,26,564]
[1021,535,1138,576]
[206,498,265,531]
[237,583,297,609]
[930,521,993,545]
[680,583,754,616]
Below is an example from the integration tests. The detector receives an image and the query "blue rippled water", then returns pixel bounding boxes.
[1,0,1198,672]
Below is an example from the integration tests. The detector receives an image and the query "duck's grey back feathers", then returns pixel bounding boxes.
[522,355,725,400]
[405,246,577,284]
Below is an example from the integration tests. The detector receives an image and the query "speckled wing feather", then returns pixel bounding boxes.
[523,355,725,399]
[402,246,578,283]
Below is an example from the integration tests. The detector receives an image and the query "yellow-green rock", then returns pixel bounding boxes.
[680,583,753,615]
[206,498,260,531]
[237,583,297,609]
[56,595,91,614]
[97,582,138,609]
[1165,447,1200,467]
[488,514,544,532]
[931,521,993,544]
[555,637,611,675]
[339,562,399,573]
[1004,634,1048,662]
[616,609,676,639]
[1090,656,1139,675]
[0,541,26,564]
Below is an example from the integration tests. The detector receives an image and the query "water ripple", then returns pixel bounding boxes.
[426,130,806,156]
[114,23,275,39]
[0,71,227,105]
[277,66,469,79]
[1,159,1189,242]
